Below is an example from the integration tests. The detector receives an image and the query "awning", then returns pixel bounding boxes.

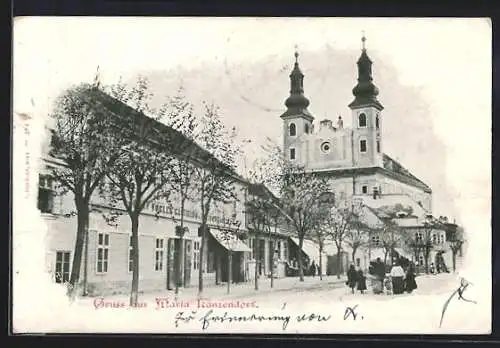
[290,237,323,263]
[210,229,251,252]
[394,248,413,260]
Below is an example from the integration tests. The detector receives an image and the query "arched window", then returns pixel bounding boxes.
[289,123,296,136]
[304,123,309,134]
[358,113,367,128]
[376,114,380,129]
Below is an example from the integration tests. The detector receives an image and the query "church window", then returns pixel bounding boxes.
[320,142,331,153]
[289,123,296,136]
[358,113,367,128]
[289,148,296,160]
[376,139,381,153]
[359,139,367,153]
[376,114,380,129]
[362,185,368,194]
[304,123,309,134]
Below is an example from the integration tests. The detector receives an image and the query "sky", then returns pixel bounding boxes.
[13,17,491,227]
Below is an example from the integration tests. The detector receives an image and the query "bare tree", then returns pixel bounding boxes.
[99,76,177,306]
[345,211,370,266]
[245,181,272,291]
[163,88,200,296]
[275,167,330,281]
[48,79,130,298]
[324,199,363,279]
[194,102,240,296]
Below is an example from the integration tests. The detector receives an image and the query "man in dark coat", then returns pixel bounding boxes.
[346,264,358,294]
[404,264,418,293]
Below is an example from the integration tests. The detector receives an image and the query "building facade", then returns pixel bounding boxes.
[38,89,291,296]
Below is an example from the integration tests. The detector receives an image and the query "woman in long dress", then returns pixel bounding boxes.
[356,268,367,294]
[390,262,406,295]
[346,264,358,294]
[405,264,418,293]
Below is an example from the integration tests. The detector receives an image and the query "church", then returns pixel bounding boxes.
[278,36,459,274]
[280,35,432,214]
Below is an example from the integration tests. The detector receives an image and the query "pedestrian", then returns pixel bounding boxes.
[404,263,418,293]
[390,261,406,295]
[430,263,435,274]
[356,268,367,294]
[374,257,385,294]
[310,260,317,277]
[346,264,358,294]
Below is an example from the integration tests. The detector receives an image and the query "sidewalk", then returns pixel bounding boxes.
[180,274,348,300]
[84,275,347,303]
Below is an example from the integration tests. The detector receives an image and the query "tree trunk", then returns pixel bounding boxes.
[298,237,305,282]
[130,213,140,306]
[336,247,342,279]
[254,237,259,291]
[383,249,389,265]
[351,247,358,265]
[82,218,89,296]
[424,248,430,274]
[452,250,457,272]
[198,225,206,296]
[68,200,89,298]
[175,235,184,296]
[227,250,232,294]
[270,239,275,288]
[319,248,323,280]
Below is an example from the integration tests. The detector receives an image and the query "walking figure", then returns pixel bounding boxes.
[346,264,358,294]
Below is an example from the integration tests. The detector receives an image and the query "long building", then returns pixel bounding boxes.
[37,87,292,296]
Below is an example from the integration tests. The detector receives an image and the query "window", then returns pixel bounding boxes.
[289,148,296,160]
[320,142,331,153]
[432,233,437,244]
[371,235,380,246]
[376,114,380,129]
[96,233,109,273]
[277,241,282,259]
[376,140,381,153]
[415,232,423,243]
[362,185,368,194]
[304,124,309,134]
[359,139,367,153]
[155,238,164,271]
[418,255,424,266]
[38,174,54,213]
[128,235,134,273]
[283,241,289,260]
[193,241,200,270]
[55,251,71,283]
[289,123,296,136]
[356,258,361,267]
[358,113,367,127]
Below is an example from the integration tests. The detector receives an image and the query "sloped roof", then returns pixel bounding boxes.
[382,154,432,193]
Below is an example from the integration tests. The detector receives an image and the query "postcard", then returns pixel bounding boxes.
[12,17,491,334]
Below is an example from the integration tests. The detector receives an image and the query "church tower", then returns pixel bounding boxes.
[280,49,314,166]
[348,34,384,169]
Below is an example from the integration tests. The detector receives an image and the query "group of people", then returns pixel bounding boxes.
[346,257,418,295]
[346,265,368,294]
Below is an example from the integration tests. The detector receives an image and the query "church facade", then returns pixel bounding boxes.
[280,37,432,213]
[278,37,461,274]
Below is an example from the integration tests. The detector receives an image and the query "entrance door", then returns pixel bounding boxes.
[55,251,71,284]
